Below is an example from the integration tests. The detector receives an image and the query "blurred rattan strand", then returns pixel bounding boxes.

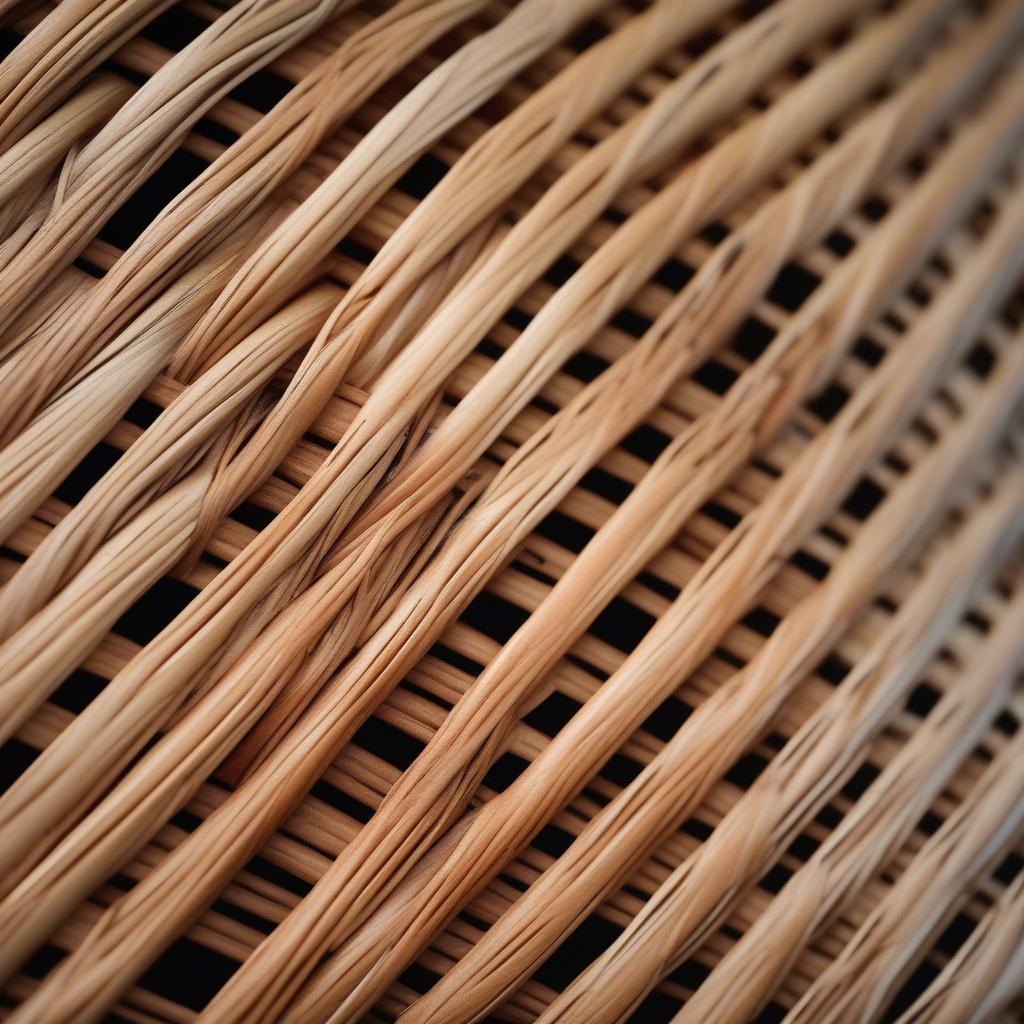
[784,712,1024,1022]
[0,0,1021,1022]
[364,233,1024,1024]
[524,172,1024,1024]
[891,869,1024,1024]
[674,595,1024,1024]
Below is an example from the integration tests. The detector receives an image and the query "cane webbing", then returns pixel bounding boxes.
[0,1,1022,1022]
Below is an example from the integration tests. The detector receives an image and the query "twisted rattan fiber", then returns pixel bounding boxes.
[0,0,1022,1021]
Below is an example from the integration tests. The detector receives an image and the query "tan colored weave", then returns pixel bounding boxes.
[0,0,1022,1022]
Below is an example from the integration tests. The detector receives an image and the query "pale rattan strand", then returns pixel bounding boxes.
[892,869,1024,1024]
[0,0,813,641]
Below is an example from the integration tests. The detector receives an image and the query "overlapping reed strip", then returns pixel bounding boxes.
[0,200,286,544]
[0,0,171,150]
[159,0,793,566]
[0,0,760,633]
[0,280,342,738]
[0,73,131,232]
[363,217,1024,1024]
[0,0,370,355]
[675,599,1024,1024]
[785,712,1024,1023]
[0,0,515,460]
[526,178,1024,1024]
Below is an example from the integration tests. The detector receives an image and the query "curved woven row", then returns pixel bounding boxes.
[0,1,1021,1023]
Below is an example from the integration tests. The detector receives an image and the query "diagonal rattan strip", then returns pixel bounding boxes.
[0,0,365,350]
[0,0,512,468]
[678,621,1024,1024]
[6,329,1015,1024]
[528,204,1024,1024]
[784,711,1024,1022]
[0,197,1015,1015]
[0,0,171,151]
[891,868,1024,1023]
[0,0,800,652]
[193,61,1024,1024]
[0,0,770,757]
[378,301,1024,1024]
[6,503,1015,1024]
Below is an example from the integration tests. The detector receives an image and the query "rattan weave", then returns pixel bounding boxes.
[0,0,1022,1022]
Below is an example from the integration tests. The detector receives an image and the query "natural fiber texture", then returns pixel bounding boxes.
[0,1,1021,1023]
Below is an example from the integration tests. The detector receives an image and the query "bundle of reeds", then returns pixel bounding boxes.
[0,1,1021,1022]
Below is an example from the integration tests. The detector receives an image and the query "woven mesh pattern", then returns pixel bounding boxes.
[0,1,1022,1022]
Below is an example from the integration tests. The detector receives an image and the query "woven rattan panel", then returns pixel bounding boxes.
[0,0,1022,1021]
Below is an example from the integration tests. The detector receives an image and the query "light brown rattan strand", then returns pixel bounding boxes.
[0,1,1021,1023]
